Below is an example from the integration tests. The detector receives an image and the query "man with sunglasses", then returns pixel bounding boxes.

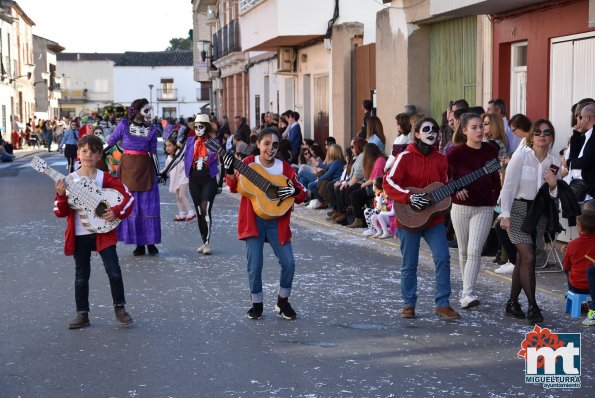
[384,117,461,321]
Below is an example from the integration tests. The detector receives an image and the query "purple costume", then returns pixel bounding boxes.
[108,118,161,245]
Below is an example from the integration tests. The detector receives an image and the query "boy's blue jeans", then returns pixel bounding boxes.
[73,234,126,313]
[397,223,452,308]
[245,217,295,301]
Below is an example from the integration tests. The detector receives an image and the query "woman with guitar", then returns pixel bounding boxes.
[223,128,307,320]
[383,117,461,321]
[447,113,501,310]
[182,114,220,255]
[499,119,560,325]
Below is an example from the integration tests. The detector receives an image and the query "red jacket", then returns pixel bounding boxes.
[226,155,306,244]
[383,143,448,229]
[563,232,595,290]
[54,170,134,255]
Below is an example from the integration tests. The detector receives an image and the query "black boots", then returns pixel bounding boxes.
[505,299,526,319]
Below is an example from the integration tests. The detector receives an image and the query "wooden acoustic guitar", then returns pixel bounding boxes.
[204,139,295,220]
[393,158,501,231]
[30,155,124,233]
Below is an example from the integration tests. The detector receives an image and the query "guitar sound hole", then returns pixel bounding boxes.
[266,186,278,200]
[95,202,108,217]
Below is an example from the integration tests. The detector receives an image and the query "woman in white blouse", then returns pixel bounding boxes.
[499,119,560,325]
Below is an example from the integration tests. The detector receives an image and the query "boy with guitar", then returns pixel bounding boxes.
[222,128,306,320]
[383,117,461,321]
[54,135,135,329]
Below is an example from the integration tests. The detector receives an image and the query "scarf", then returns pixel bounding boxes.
[193,136,208,162]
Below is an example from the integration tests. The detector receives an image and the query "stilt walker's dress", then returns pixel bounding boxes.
[108,118,161,245]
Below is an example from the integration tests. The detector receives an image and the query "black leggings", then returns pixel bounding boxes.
[334,183,361,213]
[189,169,218,244]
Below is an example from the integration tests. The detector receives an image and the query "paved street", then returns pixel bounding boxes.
[0,150,593,397]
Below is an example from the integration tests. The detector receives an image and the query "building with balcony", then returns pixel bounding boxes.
[193,0,250,128]
[239,0,383,148]
[32,35,64,121]
[57,52,122,118]
[0,0,35,137]
[113,51,206,120]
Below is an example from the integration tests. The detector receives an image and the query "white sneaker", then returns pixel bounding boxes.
[362,229,375,237]
[372,232,382,238]
[306,199,320,209]
[378,232,391,239]
[460,295,480,309]
[196,244,205,253]
[495,262,515,274]
[202,243,212,255]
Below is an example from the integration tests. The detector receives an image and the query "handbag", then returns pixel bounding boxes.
[569,178,587,202]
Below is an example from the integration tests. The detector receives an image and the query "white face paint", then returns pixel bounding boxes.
[196,123,206,137]
[418,122,437,145]
[140,104,152,124]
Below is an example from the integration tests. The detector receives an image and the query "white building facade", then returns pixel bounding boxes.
[113,51,205,120]
[0,9,15,141]
[57,53,121,118]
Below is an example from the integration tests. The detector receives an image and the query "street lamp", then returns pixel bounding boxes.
[148,84,154,114]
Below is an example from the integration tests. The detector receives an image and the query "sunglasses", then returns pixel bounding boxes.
[421,125,438,133]
[483,121,490,126]
[533,129,553,137]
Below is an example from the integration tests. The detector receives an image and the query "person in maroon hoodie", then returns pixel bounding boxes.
[54,135,135,329]
[224,128,306,320]
[383,117,460,321]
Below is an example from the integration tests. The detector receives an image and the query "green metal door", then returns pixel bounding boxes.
[430,16,477,121]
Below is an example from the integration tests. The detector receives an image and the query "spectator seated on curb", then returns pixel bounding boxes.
[325,146,355,221]
[296,145,324,189]
[346,143,387,228]
[329,138,366,225]
[563,200,595,326]
[306,144,345,209]
[0,139,15,162]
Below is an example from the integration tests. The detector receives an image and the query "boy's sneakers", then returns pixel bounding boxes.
[68,312,90,329]
[114,306,134,326]
[582,309,595,326]
[495,262,515,274]
[246,302,263,319]
[435,306,461,321]
[275,297,297,320]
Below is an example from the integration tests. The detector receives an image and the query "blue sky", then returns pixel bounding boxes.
[16,0,193,53]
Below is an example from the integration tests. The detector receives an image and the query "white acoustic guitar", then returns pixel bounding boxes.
[30,155,123,233]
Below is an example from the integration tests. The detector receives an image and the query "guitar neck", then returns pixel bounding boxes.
[208,139,274,191]
[44,166,69,187]
[430,167,490,203]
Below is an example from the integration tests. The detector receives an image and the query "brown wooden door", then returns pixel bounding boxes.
[313,75,329,147]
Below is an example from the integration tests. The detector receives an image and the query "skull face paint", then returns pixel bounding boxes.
[418,122,438,145]
[140,104,152,124]
[196,123,206,137]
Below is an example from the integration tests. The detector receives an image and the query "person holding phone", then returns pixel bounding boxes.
[499,119,560,325]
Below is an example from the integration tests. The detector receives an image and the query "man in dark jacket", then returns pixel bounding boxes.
[567,103,595,201]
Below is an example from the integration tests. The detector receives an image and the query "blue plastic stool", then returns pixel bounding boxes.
[565,291,592,318]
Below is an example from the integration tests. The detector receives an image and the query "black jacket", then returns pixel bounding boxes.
[521,181,582,234]
[568,128,595,198]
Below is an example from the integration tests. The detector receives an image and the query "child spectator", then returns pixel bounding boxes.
[363,177,394,238]
[161,137,196,222]
[53,135,134,329]
[563,201,595,326]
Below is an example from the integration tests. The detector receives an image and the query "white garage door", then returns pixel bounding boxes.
[549,33,595,156]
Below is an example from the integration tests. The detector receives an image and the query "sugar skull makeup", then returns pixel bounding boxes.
[140,104,152,124]
[196,123,206,137]
[419,122,438,145]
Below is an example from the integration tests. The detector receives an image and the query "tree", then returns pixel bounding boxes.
[165,29,193,51]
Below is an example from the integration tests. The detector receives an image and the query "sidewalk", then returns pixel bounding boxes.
[11,143,58,160]
[291,204,570,301]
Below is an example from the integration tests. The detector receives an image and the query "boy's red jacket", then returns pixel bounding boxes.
[383,143,448,229]
[54,170,134,255]
[226,155,306,244]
